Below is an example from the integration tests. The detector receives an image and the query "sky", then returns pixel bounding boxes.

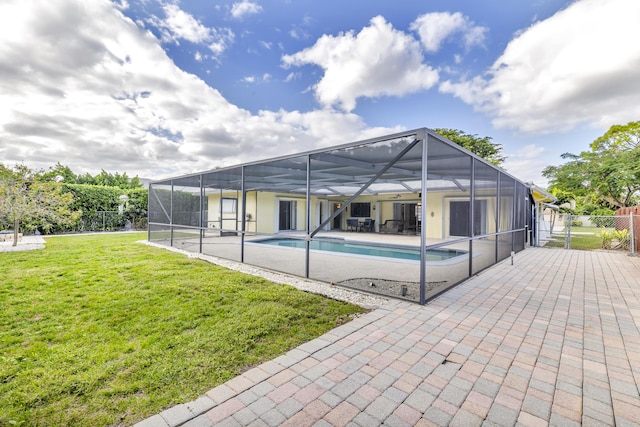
[1,0,639,187]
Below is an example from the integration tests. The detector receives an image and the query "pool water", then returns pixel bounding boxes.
[253,238,466,261]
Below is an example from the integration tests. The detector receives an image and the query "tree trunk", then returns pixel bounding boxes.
[12,219,19,247]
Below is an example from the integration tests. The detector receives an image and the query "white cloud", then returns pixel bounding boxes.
[282,16,439,112]
[410,11,487,53]
[150,3,234,57]
[462,25,488,51]
[207,28,235,56]
[0,0,398,179]
[230,1,263,19]
[289,27,308,40]
[502,144,548,186]
[158,4,210,43]
[285,72,300,82]
[241,74,271,84]
[440,0,640,134]
[113,0,129,10]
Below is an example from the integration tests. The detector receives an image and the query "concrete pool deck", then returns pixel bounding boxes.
[167,231,501,301]
[135,247,640,426]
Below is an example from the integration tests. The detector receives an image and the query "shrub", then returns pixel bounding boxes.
[600,230,613,249]
[600,229,630,250]
[61,184,149,232]
[613,229,630,250]
[591,215,615,228]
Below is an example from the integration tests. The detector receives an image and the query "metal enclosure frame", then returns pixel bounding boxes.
[148,128,533,304]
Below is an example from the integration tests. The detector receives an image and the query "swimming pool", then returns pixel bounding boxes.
[252,237,467,262]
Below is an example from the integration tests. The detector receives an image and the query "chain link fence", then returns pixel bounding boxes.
[77,211,147,232]
[539,213,637,254]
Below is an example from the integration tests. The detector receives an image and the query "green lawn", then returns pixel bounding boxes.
[0,233,366,426]
[544,226,613,250]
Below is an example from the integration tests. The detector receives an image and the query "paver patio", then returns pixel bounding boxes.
[135,247,640,427]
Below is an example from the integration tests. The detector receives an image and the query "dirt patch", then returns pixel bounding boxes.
[337,278,448,302]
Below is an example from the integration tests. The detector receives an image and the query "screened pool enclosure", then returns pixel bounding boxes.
[148,128,533,304]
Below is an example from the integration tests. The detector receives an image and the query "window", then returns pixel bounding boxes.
[350,202,371,217]
[221,198,236,214]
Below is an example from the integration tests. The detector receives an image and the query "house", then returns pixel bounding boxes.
[148,128,537,304]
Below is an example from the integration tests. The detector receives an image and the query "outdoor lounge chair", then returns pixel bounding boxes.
[380,219,402,233]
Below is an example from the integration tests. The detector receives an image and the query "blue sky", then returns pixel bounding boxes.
[1,0,639,186]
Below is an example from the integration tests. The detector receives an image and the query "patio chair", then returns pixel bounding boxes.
[346,218,359,231]
[361,218,374,232]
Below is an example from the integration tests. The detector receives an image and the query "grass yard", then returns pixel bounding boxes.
[544,226,612,250]
[0,233,367,426]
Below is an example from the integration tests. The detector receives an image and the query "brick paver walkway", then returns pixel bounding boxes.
[135,248,640,426]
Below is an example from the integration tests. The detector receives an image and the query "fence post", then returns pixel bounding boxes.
[566,214,572,249]
[630,212,636,256]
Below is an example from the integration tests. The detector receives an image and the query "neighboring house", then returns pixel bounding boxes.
[149,128,542,304]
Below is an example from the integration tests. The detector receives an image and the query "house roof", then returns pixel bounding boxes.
[530,184,556,204]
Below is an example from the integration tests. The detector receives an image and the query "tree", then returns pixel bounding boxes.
[591,120,640,152]
[543,121,640,210]
[587,146,640,208]
[38,164,144,189]
[542,153,591,203]
[37,162,78,184]
[432,128,505,166]
[0,164,80,246]
[77,169,142,189]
